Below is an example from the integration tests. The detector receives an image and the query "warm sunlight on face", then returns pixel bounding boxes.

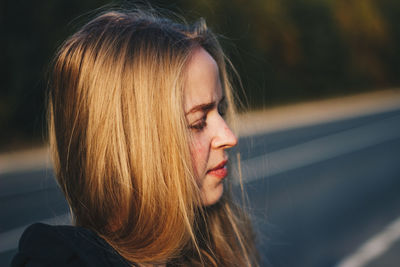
[184,48,238,206]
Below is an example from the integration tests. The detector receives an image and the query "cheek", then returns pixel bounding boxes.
[190,135,207,157]
[189,135,210,176]
[194,145,204,155]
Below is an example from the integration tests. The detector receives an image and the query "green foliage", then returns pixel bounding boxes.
[177,0,400,108]
[2,0,400,150]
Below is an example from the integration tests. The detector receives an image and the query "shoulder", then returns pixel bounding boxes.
[11,223,130,267]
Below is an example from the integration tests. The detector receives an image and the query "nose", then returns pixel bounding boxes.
[211,119,238,150]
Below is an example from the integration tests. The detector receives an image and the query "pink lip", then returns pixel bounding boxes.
[207,160,228,179]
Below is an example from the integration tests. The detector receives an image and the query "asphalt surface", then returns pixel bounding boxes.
[1,107,400,266]
[236,108,400,267]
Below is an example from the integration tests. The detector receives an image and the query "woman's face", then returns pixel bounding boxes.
[184,48,238,206]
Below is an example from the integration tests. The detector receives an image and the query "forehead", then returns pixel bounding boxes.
[184,48,222,112]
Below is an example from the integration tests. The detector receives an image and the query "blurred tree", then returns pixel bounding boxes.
[237,0,301,66]
[332,0,391,84]
[1,0,400,150]
[1,0,112,151]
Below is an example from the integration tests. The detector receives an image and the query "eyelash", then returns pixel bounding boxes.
[189,114,207,131]
[189,102,227,131]
[218,100,227,117]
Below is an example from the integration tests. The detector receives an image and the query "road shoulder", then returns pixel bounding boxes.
[1,89,399,174]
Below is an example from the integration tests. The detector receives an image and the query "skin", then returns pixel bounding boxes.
[184,47,238,206]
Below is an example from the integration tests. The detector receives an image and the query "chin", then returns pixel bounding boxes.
[201,182,224,206]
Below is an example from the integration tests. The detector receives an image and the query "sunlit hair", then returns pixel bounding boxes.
[48,8,258,266]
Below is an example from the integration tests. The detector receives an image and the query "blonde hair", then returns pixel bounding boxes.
[48,9,258,266]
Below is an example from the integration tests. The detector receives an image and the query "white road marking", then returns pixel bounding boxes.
[237,89,400,137]
[1,111,400,261]
[2,90,400,175]
[0,147,52,175]
[235,115,400,183]
[335,216,400,267]
[232,114,400,267]
[0,213,71,253]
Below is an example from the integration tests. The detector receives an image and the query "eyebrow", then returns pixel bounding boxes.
[185,96,225,115]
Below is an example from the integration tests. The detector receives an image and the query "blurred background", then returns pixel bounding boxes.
[2,0,400,150]
[1,0,400,266]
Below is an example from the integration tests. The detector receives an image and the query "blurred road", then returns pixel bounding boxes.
[1,91,400,266]
[236,108,400,267]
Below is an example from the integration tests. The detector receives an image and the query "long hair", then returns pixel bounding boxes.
[48,9,258,266]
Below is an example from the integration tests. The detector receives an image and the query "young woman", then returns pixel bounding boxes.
[12,8,259,267]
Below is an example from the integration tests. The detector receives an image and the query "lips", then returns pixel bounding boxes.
[207,160,228,179]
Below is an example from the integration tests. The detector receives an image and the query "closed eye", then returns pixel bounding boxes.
[187,96,226,131]
[189,114,207,131]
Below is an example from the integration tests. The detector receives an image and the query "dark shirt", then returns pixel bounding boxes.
[11,223,131,267]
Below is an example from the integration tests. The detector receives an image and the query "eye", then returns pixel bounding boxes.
[218,99,227,117]
[189,114,207,131]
